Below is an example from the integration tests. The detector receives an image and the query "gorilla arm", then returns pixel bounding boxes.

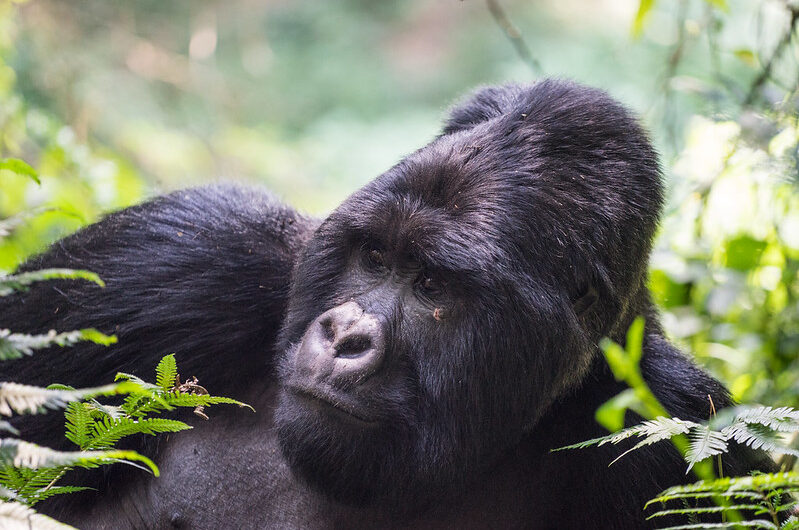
[0,184,316,439]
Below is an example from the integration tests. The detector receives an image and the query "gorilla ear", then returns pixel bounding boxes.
[572,286,598,317]
[441,84,525,135]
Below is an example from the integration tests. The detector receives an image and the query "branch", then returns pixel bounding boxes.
[744,4,799,105]
[485,0,542,76]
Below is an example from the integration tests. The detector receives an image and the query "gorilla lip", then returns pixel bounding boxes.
[288,384,377,425]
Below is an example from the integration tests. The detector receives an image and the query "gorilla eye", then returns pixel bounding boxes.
[418,274,444,296]
[367,248,385,269]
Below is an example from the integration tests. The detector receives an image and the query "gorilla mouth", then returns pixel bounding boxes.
[288,385,378,425]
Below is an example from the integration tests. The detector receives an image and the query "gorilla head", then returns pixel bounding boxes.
[275,80,663,507]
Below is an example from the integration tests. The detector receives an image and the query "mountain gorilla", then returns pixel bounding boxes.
[1,80,774,528]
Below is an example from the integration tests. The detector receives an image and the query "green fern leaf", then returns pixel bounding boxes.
[0,269,104,296]
[162,394,253,411]
[86,418,191,450]
[649,473,799,506]
[64,403,92,449]
[655,521,777,529]
[782,516,799,530]
[647,503,767,518]
[155,355,178,392]
[28,485,92,503]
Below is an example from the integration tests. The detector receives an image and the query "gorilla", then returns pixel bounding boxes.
[1,80,775,529]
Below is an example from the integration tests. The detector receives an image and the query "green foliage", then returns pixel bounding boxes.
[647,473,799,529]
[0,354,251,506]
[0,158,38,184]
[0,328,117,362]
[561,320,799,527]
[559,406,799,471]
[0,268,105,296]
[0,381,142,416]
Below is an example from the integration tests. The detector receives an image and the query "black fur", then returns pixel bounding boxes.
[0,80,774,529]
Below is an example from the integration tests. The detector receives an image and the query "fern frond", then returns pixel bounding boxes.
[686,425,728,472]
[782,516,799,530]
[0,329,116,361]
[28,486,92,503]
[654,522,777,529]
[732,407,799,433]
[722,422,799,457]
[610,418,697,465]
[0,439,158,475]
[0,486,19,501]
[0,421,18,435]
[85,418,191,450]
[0,269,104,296]
[63,403,92,449]
[554,417,696,453]
[155,354,177,392]
[0,382,142,417]
[0,501,74,530]
[648,473,799,505]
[647,503,767,518]
[158,394,253,412]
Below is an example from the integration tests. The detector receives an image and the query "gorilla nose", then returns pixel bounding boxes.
[295,301,386,387]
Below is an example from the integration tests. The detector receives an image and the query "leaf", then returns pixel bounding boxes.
[723,235,767,271]
[161,394,254,412]
[554,417,696,453]
[0,158,39,184]
[733,48,759,68]
[595,388,640,432]
[632,0,657,38]
[0,269,104,296]
[155,354,177,392]
[732,406,799,432]
[27,485,92,503]
[85,418,191,450]
[609,418,695,466]
[625,316,645,366]
[0,421,18,435]
[0,501,75,529]
[702,0,728,10]
[647,503,768,518]
[686,425,728,472]
[0,382,143,417]
[0,329,117,361]
[722,422,799,456]
[0,439,158,475]
[649,472,799,504]
[653,521,776,529]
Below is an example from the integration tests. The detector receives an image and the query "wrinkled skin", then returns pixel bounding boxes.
[0,80,775,529]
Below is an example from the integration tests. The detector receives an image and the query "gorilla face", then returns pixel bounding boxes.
[275,81,663,507]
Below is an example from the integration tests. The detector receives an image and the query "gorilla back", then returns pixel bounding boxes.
[0,80,775,529]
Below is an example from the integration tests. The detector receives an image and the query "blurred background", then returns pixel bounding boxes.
[0,0,797,407]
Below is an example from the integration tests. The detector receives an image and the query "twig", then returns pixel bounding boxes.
[744,4,799,105]
[485,0,543,76]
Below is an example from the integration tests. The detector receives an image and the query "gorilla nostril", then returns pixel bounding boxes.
[334,335,372,359]
[320,317,335,343]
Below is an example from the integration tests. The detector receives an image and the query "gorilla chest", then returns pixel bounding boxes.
[99,387,563,530]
